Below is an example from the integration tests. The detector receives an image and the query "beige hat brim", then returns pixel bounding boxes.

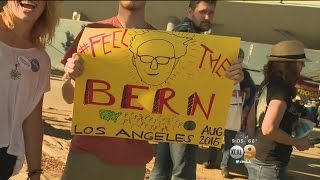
[266,56,311,62]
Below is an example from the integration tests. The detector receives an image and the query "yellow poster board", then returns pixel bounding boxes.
[72,28,240,148]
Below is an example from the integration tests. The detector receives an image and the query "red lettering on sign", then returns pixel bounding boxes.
[121,85,149,110]
[199,44,229,75]
[215,58,231,77]
[121,29,129,47]
[153,88,179,115]
[87,29,129,57]
[199,44,213,69]
[187,93,215,120]
[83,79,219,118]
[102,33,112,55]
[89,33,104,57]
[84,79,115,106]
[113,30,122,48]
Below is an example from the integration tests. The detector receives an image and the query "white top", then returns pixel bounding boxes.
[225,83,244,131]
[0,41,51,174]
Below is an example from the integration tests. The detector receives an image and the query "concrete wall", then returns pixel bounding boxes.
[60,1,320,49]
[60,1,188,30]
[47,19,320,84]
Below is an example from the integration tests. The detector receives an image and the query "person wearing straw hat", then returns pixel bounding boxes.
[245,40,312,180]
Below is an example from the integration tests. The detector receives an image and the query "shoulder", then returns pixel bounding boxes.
[173,21,194,32]
[60,18,117,65]
[148,24,156,30]
[86,22,116,29]
[96,17,116,24]
[36,49,51,70]
[268,77,288,90]
[266,77,293,102]
[86,17,117,28]
[268,78,288,94]
[23,48,52,84]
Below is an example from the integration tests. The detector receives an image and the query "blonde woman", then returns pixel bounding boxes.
[0,1,59,180]
[246,40,312,180]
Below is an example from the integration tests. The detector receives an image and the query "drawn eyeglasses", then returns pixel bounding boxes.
[137,55,175,65]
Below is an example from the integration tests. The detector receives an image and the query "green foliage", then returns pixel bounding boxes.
[61,31,75,52]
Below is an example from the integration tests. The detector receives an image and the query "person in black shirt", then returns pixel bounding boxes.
[245,40,312,180]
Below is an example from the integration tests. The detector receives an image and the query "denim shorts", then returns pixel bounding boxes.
[245,158,287,180]
[0,147,17,180]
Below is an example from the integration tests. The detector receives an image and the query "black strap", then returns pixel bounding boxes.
[254,81,269,128]
[270,54,306,59]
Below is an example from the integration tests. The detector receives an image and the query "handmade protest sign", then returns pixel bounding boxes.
[72,28,240,147]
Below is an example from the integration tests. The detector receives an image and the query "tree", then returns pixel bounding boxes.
[61,31,75,52]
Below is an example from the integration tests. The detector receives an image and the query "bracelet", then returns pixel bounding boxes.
[26,169,43,180]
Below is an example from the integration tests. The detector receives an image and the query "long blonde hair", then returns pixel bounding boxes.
[0,1,60,48]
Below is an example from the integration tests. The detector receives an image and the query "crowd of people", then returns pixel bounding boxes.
[0,1,318,180]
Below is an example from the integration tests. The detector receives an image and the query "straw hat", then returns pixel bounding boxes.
[267,40,311,62]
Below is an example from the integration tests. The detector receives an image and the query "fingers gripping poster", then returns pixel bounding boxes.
[72,28,240,148]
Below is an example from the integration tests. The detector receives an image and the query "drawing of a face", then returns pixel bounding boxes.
[133,40,177,86]
[130,31,191,86]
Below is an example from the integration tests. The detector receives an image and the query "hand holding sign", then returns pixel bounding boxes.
[64,53,84,79]
[72,28,241,147]
[225,58,244,84]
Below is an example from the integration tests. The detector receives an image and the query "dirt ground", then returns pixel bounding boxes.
[11,77,320,180]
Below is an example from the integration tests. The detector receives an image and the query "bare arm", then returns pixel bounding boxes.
[246,104,256,138]
[261,100,297,146]
[23,97,44,180]
[62,53,83,104]
[261,100,311,150]
[62,73,75,104]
